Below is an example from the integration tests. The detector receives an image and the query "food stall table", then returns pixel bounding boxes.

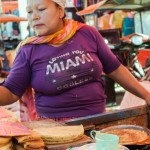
[65,105,150,150]
[65,105,149,131]
[22,119,93,150]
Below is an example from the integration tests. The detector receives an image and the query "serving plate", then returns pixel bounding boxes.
[100,125,150,145]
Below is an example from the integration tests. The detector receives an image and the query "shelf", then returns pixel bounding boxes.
[65,7,83,9]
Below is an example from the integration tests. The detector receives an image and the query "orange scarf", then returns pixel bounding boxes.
[17,19,85,51]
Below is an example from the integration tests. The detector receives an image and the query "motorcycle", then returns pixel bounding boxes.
[103,32,150,107]
[119,33,150,80]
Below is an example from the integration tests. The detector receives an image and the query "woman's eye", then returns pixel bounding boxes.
[27,10,32,14]
[38,8,46,11]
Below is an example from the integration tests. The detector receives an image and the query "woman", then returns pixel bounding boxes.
[0,0,150,121]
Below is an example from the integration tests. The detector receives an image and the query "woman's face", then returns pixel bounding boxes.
[26,0,64,36]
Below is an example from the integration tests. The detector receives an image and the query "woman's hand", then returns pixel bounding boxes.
[107,64,150,105]
[144,91,150,105]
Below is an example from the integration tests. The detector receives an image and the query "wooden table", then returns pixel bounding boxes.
[22,105,150,149]
[65,105,150,135]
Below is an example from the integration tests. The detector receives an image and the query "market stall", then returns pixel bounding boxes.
[0,14,27,75]
[0,107,92,150]
[1,105,150,149]
[1,1,150,150]
[65,105,150,150]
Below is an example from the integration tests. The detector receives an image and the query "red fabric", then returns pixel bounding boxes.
[20,87,74,122]
[137,49,150,68]
[20,87,36,122]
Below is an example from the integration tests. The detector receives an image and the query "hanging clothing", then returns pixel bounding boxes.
[122,17,135,36]
[109,11,128,29]
[98,13,111,30]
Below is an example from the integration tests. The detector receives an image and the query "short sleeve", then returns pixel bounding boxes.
[2,46,32,97]
[91,27,121,74]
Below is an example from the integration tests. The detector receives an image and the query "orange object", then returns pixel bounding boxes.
[1,1,18,13]
[76,0,107,16]
[0,122,31,136]
[0,14,27,23]
[137,49,150,68]
[98,14,111,30]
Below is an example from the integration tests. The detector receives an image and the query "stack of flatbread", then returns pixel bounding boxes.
[0,107,18,122]
[0,136,13,150]
[33,125,84,145]
[14,130,45,150]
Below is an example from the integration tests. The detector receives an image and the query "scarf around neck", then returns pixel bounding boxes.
[16,19,85,51]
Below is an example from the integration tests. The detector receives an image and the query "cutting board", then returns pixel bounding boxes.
[22,119,92,149]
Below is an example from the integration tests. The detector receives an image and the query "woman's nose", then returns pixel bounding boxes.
[32,12,40,20]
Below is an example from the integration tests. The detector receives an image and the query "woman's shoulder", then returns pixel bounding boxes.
[17,43,50,57]
[18,44,34,53]
[16,43,42,58]
[79,24,98,33]
[77,24,102,40]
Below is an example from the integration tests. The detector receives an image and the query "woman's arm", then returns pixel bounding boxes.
[0,86,19,105]
[107,64,150,105]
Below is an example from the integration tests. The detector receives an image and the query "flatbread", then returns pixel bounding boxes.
[33,125,84,144]
[0,137,12,145]
[0,141,13,150]
[0,108,18,122]
[22,119,62,129]
[15,130,41,143]
[23,139,45,149]
[26,148,45,150]
[14,144,25,150]
[44,135,84,145]
[0,117,18,122]
[106,129,149,144]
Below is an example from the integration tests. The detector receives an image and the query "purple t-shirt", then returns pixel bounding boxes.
[3,25,121,118]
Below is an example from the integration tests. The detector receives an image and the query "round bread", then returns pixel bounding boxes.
[0,137,12,145]
[0,141,13,150]
[33,125,84,144]
[15,130,41,143]
[23,139,45,149]
[14,144,25,150]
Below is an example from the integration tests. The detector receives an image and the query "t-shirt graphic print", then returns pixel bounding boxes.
[45,50,99,93]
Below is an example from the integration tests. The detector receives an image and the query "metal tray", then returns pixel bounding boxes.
[99,125,150,145]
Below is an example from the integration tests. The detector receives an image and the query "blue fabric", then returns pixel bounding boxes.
[122,17,135,36]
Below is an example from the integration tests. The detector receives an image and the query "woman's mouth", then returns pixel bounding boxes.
[34,24,43,28]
